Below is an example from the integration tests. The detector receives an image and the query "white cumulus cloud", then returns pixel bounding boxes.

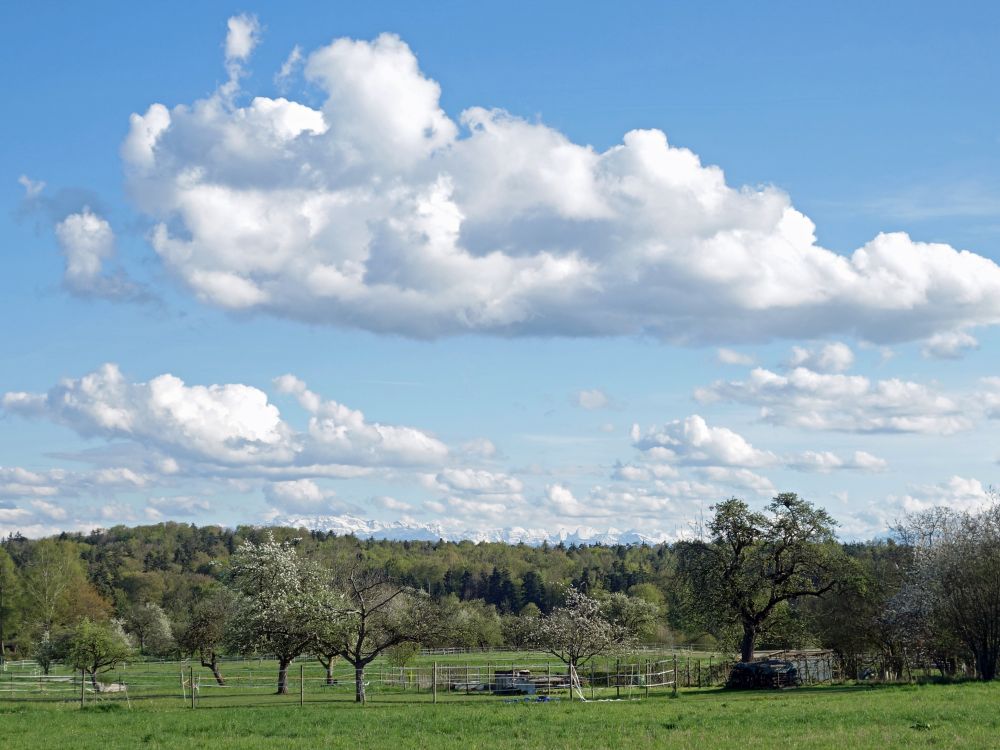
[114,24,1000,343]
[697,367,973,435]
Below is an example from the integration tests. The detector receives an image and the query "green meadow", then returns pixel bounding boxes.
[2,671,997,749]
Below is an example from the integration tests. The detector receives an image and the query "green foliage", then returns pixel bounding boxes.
[674,494,848,660]
[63,618,133,682]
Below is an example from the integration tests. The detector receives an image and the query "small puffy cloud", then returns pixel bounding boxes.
[631,415,778,468]
[275,45,303,85]
[696,467,775,494]
[50,207,146,301]
[892,476,993,514]
[716,348,755,366]
[18,174,45,198]
[787,450,888,473]
[460,437,498,459]
[611,461,678,481]
[225,14,261,64]
[374,495,412,511]
[147,496,211,515]
[30,499,68,520]
[264,479,337,513]
[921,330,979,360]
[697,367,972,435]
[274,374,448,466]
[574,388,610,410]
[117,23,1000,343]
[787,342,854,373]
[433,468,523,497]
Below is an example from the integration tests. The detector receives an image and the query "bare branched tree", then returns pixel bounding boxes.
[315,567,444,703]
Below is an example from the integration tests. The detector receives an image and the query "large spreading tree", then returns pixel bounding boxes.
[675,493,847,662]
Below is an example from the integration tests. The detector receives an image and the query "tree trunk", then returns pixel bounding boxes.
[354,665,366,703]
[90,670,99,691]
[276,658,291,695]
[201,653,225,686]
[740,623,757,662]
[974,646,998,681]
[318,655,335,685]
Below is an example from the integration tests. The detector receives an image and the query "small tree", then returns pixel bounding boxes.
[534,587,652,674]
[226,535,334,694]
[176,588,234,685]
[674,493,845,661]
[64,619,133,689]
[124,602,175,657]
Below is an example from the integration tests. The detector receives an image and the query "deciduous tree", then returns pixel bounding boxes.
[674,494,846,662]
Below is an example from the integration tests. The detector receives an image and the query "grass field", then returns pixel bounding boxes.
[2,676,998,748]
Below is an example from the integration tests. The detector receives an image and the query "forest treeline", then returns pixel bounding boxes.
[1,494,999,683]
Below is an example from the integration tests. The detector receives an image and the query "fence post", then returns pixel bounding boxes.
[591,661,595,699]
[708,656,713,686]
[673,655,678,696]
[433,662,438,704]
[80,668,85,707]
[190,666,195,709]
[644,660,649,698]
[616,659,620,698]
[300,663,304,707]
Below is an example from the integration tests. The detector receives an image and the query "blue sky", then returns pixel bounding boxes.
[2,1,999,540]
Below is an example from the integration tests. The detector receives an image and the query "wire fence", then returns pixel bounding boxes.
[0,655,685,709]
[0,649,855,709]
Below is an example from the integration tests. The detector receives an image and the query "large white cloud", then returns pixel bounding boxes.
[3,364,447,472]
[117,21,1000,342]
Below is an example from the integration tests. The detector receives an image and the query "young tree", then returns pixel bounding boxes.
[20,540,84,632]
[175,588,234,685]
[534,587,653,673]
[315,567,443,703]
[64,619,133,690]
[675,494,846,662]
[124,602,175,657]
[226,535,333,694]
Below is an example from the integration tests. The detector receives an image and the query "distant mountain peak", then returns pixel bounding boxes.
[269,514,672,546]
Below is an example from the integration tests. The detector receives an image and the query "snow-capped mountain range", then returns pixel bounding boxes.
[269,514,674,546]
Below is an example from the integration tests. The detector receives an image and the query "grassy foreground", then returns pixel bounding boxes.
[2,682,998,749]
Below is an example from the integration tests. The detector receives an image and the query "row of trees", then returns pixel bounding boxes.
[3,491,1000,687]
[26,535,657,701]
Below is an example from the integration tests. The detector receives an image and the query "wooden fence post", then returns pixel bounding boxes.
[190,666,195,709]
[299,663,304,707]
[80,668,85,707]
[673,655,678,696]
[432,662,438,704]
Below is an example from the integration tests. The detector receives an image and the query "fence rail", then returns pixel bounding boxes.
[0,649,904,710]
